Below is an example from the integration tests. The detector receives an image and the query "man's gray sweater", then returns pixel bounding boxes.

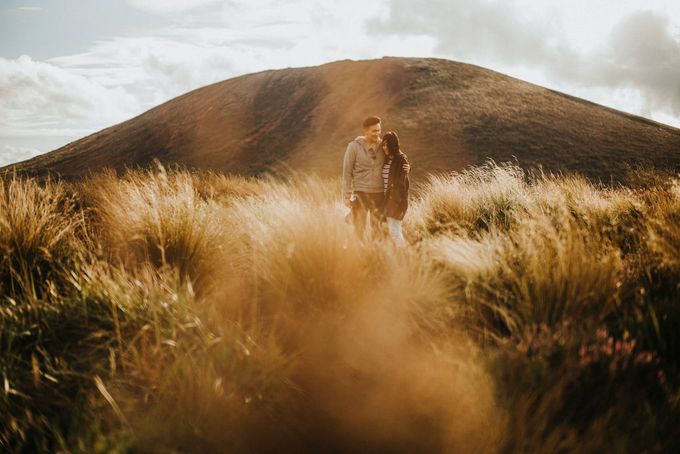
[342,136,385,199]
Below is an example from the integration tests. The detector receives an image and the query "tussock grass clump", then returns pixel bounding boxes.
[429,215,622,339]
[0,262,197,452]
[0,176,85,298]
[620,179,680,367]
[82,167,226,293]
[647,178,680,271]
[408,162,530,237]
[491,322,670,453]
[411,163,644,250]
[529,174,645,252]
[417,166,679,451]
[491,215,621,334]
[189,170,267,204]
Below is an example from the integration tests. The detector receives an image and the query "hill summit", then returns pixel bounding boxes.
[4,57,680,181]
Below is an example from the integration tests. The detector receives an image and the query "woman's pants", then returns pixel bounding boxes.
[386,216,407,247]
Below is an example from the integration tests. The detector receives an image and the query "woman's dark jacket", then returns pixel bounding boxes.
[383,151,410,221]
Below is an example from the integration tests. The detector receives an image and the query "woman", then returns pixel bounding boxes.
[380,131,410,247]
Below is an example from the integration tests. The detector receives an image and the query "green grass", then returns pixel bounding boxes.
[1,163,679,453]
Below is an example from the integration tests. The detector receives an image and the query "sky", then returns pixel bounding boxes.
[1,0,679,166]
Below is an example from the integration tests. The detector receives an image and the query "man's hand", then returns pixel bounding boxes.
[403,163,411,174]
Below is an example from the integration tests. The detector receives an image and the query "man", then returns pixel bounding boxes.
[342,116,409,238]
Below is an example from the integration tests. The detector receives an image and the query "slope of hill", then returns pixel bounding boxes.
[4,57,680,182]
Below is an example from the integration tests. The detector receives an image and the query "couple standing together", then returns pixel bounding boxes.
[342,116,411,247]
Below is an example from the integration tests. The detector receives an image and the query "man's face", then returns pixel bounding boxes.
[364,123,382,144]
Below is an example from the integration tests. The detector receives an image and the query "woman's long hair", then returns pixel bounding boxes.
[381,131,400,157]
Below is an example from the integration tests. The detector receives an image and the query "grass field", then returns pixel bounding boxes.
[1,162,679,453]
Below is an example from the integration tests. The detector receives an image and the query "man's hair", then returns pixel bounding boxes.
[362,116,381,129]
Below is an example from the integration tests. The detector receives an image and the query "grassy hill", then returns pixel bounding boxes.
[3,57,680,183]
[1,163,679,452]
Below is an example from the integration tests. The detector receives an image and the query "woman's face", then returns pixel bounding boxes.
[381,142,389,156]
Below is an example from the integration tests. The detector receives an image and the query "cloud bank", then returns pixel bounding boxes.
[600,11,680,117]
[0,54,139,160]
[0,55,136,124]
[376,0,680,121]
[0,144,41,167]
[126,0,222,15]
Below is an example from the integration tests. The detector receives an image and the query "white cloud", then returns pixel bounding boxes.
[0,55,139,137]
[0,144,41,167]
[597,11,680,116]
[375,0,680,125]
[49,35,257,107]
[45,0,394,107]
[0,55,142,166]
[14,6,43,12]
[125,0,222,15]
[375,0,570,67]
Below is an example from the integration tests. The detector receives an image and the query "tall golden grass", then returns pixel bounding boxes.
[0,176,85,299]
[1,163,678,452]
